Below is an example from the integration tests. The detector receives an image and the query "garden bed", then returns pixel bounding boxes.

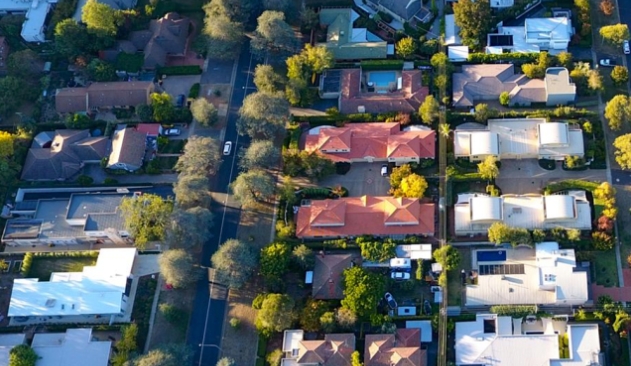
[131,275,158,351]
[538,159,556,170]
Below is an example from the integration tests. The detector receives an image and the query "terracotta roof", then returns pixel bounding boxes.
[339,69,429,114]
[297,334,356,366]
[305,123,435,162]
[136,123,161,136]
[55,82,154,113]
[312,253,357,299]
[365,329,425,366]
[296,196,435,238]
[108,128,147,170]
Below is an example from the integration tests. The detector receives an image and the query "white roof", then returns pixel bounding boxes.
[539,122,569,146]
[470,196,502,222]
[550,324,601,366]
[444,15,461,45]
[448,46,469,61]
[453,131,499,157]
[544,195,575,220]
[525,17,572,43]
[282,330,304,353]
[19,0,52,42]
[0,334,25,365]
[32,328,111,366]
[8,248,136,317]
[395,244,432,259]
[406,320,433,342]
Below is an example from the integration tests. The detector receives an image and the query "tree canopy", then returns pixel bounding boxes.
[477,155,499,180]
[341,267,386,318]
[599,24,630,46]
[396,37,416,59]
[398,174,429,198]
[54,19,91,59]
[203,14,244,61]
[611,66,629,85]
[237,92,289,138]
[211,239,259,289]
[254,64,284,93]
[230,169,276,207]
[0,131,14,158]
[119,194,173,249]
[173,174,211,208]
[239,140,280,170]
[256,293,295,334]
[87,59,117,82]
[150,93,175,123]
[453,0,493,48]
[251,11,300,57]
[174,136,222,176]
[614,134,631,169]
[167,207,214,249]
[605,94,631,130]
[191,98,218,126]
[129,344,192,366]
[260,242,291,282]
[433,245,461,271]
[9,345,38,366]
[82,0,122,36]
[159,249,199,288]
[419,95,439,124]
[487,222,532,247]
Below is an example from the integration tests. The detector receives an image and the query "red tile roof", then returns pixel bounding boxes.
[305,123,435,162]
[136,123,161,136]
[312,253,359,299]
[365,329,426,366]
[296,196,435,238]
[298,334,356,366]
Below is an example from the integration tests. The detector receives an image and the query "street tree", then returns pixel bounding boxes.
[150,92,175,123]
[167,207,213,249]
[433,245,461,270]
[260,242,292,282]
[396,37,416,59]
[614,134,631,169]
[119,194,173,249]
[477,155,500,181]
[204,14,243,61]
[251,11,300,57]
[611,66,629,85]
[130,344,192,366]
[254,64,284,93]
[158,249,199,289]
[0,131,14,157]
[256,294,295,334]
[190,98,218,126]
[239,140,280,170]
[419,95,439,124]
[173,175,211,208]
[211,239,258,289]
[54,19,91,59]
[587,69,603,91]
[474,103,495,123]
[237,91,289,138]
[82,0,122,36]
[453,0,493,48]
[230,169,275,207]
[341,267,386,318]
[396,174,428,198]
[87,59,117,82]
[438,123,451,138]
[216,357,236,366]
[9,345,38,366]
[599,24,630,46]
[174,136,222,175]
[605,94,631,130]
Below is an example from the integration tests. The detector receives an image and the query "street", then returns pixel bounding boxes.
[186,42,256,366]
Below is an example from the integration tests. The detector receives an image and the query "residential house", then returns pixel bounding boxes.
[73,0,137,22]
[55,81,155,114]
[0,37,9,75]
[0,334,26,364]
[129,12,190,70]
[366,0,431,24]
[281,330,355,366]
[0,0,56,42]
[453,119,584,161]
[135,123,162,137]
[8,248,137,324]
[486,17,573,55]
[456,314,601,365]
[318,8,389,60]
[364,329,426,366]
[32,328,111,366]
[305,123,435,164]
[454,191,592,235]
[295,196,435,239]
[320,68,429,114]
[446,0,514,8]
[312,253,359,299]
[1,187,143,246]
[21,130,110,181]
[452,65,575,107]
[107,128,147,171]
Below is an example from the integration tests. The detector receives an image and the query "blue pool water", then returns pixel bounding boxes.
[369,71,397,87]
[477,250,507,262]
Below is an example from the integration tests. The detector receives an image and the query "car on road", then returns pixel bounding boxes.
[391,271,411,281]
[163,128,181,136]
[624,40,630,55]
[223,141,232,155]
[423,299,432,315]
[384,292,397,309]
[599,59,617,67]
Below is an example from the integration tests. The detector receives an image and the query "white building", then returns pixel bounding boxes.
[8,248,136,324]
[0,0,58,42]
[456,314,602,365]
[0,334,26,365]
[486,17,573,55]
[454,119,584,161]
[32,328,111,366]
[465,242,589,306]
[454,191,592,235]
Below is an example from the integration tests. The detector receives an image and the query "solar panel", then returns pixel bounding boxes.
[478,264,525,275]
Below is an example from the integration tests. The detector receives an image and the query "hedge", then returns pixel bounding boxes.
[188,83,200,98]
[467,52,541,64]
[157,65,202,76]
[21,251,100,277]
[360,60,404,71]
[292,112,401,127]
[489,305,537,318]
[545,180,600,194]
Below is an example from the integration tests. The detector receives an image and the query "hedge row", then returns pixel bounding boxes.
[157,65,202,76]
[360,60,404,71]
[21,251,100,277]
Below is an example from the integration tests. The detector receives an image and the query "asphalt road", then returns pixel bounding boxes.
[186,43,256,366]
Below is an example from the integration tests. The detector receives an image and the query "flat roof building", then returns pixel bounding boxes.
[0,0,57,42]
[32,328,111,366]
[486,17,572,55]
[0,334,26,365]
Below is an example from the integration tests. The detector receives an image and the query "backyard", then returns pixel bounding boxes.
[25,253,98,281]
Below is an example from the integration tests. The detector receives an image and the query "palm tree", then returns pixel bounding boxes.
[438,123,451,138]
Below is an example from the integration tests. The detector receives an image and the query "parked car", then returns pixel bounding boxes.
[384,292,397,310]
[423,299,432,315]
[389,258,412,271]
[163,128,181,136]
[599,59,617,67]
[176,94,186,107]
[391,272,411,281]
[381,164,388,177]
[624,40,630,55]
[223,141,232,155]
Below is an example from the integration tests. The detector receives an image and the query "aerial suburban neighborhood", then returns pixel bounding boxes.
[0,0,631,364]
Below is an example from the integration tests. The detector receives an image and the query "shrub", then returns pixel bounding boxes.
[252,293,268,309]
[230,317,241,329]
[104,177,118,185]
[157,65,202,76]
[188,83,200,98]
[158,303,187,324]
[592,231,614,250]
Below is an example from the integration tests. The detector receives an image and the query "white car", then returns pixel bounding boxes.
[599,59,617,67]
[223,141,232,155]
[624,40,630,55]
[391,272,411,281]
[163,128,181,136]
[384,292,397,309]
[389,258,411,270]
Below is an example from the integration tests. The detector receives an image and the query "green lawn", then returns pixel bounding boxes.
[447,270,462,306]
[159,140,186,154]
[592,250,619,287]
[29,256,97,281]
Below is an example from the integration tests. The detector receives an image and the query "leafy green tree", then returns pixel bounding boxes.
[477,155,499,181]
[256,293,295,334]
[0,131,14,157]
[292,244,314,269]
[211,239,258,288]
[614,134,631,169]
[396,37,416,59]
[203,14,244,61]
[592,231,614,250]
[110,324,137,366]
[453,0,493,48]
[389,164,413,192]
[129,344,192,366]
[239,140,280,170]
[487,222,532,246]
[82,0,122,36]
[567,228,581,242]
[532,229,546,243]
[150,92,175,123]
[87,59,117,81]
[9,345,38,366]
[231,169,275,207]
[433,245,460,270]
[158,249,199,288]
[237,92,289,138]
[521,63,544,79]
[174,136,222,176]
[167,207,214,250]
[7,50,40,79]
[556,51,573,69]
[341,267,386,318]
[335,306,357,330]
[300,8,319,31]
[320,312,336,333]
[419,95,439,124]
[254,64,284,93]
[438,123,451,138]
[260,242,291,281]
[191,98,218,126]
[65,113,92,129]
[499,91,510,106]
[611,66,629,85]
[300,298,330,332]
[54,19,91,59]
[474,103,495,123]
[251,11,300,57]
[599,24,630,46]
[302,44,334,74]
[398,174,428,198]
[136,104,153,121]
[266,349,283,366]
[0,77,27,117]
[605,94,631,130]
[358,239,396,262]
[119,194,174,249]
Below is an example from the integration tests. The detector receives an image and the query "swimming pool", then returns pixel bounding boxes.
[477,250,506,262]
[368,71,397,87]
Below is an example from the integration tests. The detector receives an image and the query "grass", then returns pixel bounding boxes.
[29,257,97,281]
[545,179,601,193]
[593,250,619,287]
[446,270,462,306]
[152,156,179,170]
[158,139,186,154]
[131,276,158,351]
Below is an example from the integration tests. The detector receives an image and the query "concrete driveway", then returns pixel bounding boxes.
[495,159,608,194]
[319,162,391,196]
[161,75,201,102]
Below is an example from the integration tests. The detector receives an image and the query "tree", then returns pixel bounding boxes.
[266,349,283,366]
[300,299,330,332]
[474,103,495,123]
[351,351,363,366]
[567,228,581,242]
[216,357,236,366]
[499,91,510,106]
[211,239,258,289]
[614,134,631,169]
[320,311,336,333]
[159,249,199,288]
[438,123,451,138]
[150,92,175,123]
[119,194,173,249]
[358,238,397,262]
[599,24,630,46]
[605,95,631,130]
[87,59,117,81]
[190,98,218,126]
[9,345,38,366]
[396,37,416,59]
[341,267,386,318]
[237,92,289,138]
[251,11,300,57]
[397,174,428,198]
[239,140,280,170]
[300,8,319,31]
[433,245,460,271]
[260,242,291,281]
[556,51,573,69]
[477,155,499,181]
[521,63,544,79]
[611,66,629,85]
[598,215,615,233]
[167,207,214,249]
[204,14,244,61]
[594,181,616,200]
[419,95,439,124]
[130,344,192,366]
[292,244,314,269]
[335,307,357,330]
[173,176,211,208]
[231,169,275,207]
[256,293,295,333]
[532,229,546,243]
[82,0,122,36]
[389,164,413,192]
[7,50,40,79]
[487,222,532,246]
[54,19,91,59]
[65,113,92,129]
[587,69,603,91]
[111,324,137,366]
[254,64,284,93]
[302,44,334,74]
[136,104,153,121]
[0,76,26,117]
[174,136,222,175]
[0,131,14,157]
[601,0,615,15]
[453,0,493,48]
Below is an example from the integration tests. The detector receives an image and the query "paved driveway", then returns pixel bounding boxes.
[495,159,608,194]
[319,162,391,196]
[161,75,201,102]
[201,58,234,84]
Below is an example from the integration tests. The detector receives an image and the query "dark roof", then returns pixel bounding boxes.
[374,0,422,21]
[55,82,154,113]
[312,254,356,299]
[108,128,147,169]
[130,12,190,69]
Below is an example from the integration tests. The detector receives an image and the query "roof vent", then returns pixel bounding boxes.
[45,299,56,307]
